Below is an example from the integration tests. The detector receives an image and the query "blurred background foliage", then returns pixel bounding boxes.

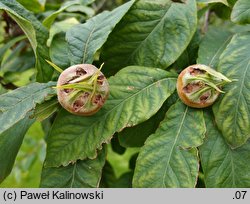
[0,0,239,187]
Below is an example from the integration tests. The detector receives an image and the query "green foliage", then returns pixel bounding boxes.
[0,82,56,135]
[66,0,135,65]
[231,0,250,24]
[213,33,250,148]
[200,111,250,187]
[0,116,34,183]
[45,67,176,167]
[0,0,53,82]
[101,0,197,75]
[42,0,95,28]
[40,149,106,188]
[17,0,46,13]
[49,33,70,69]
[118,92,179,148]
[197,27,233,68]
[0,0,250,188]
[133,101,205,187]
[0,122,46,187]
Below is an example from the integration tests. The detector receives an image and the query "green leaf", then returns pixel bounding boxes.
[43,0,92,28]
[231,0,250,24]
[0,122,46,187]
[0,82,56,135]
[45,66,177,167]
[133,101,206,187]
[1,42,35,74]
[200,111,250,187]
[197,27,233,68]
[1,42,30,71]
[0,35,26,63]
[118,92,179,147]
[17,0,45,13]
[0,116,34,183]
[101,0,197,76]
[50,33,70,69]
[172,30,201,72]
[47,18,79,47]
[40,149,106,188]
[0,0,53,82]
[197,0,229,6]
[32,97,59,122]
[66,0,135,65]
[3,69,35,87]
[213,33,250,148]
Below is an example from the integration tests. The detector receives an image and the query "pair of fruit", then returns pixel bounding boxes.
[55,63,231,116]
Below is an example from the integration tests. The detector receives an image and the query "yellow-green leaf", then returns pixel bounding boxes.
[214,33,250,148]
[133,101,206,187]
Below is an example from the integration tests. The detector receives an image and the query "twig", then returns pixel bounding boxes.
[93,0,107,13]
[202,9,210,34]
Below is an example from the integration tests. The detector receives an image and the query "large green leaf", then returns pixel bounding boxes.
[40,149,106,188]
[101,0,197,76]
[66,0,135,65]
[200,111,250,187]
[213,33,250,148]
[0,82,56,135]
[45,66,177,167]
[197,27,233,68]
[0,116,34,183]
[231,0,250,24]
[133,101,205,187]
[0,0,53,82]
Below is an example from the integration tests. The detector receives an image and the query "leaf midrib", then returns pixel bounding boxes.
[162,106,188,187]
[0,84,52,112]
[232,59,250,142]
[70,163,77,188]
[125,3,172,65]
[209,35,232,67]
[233,6,250,22]
[82,23,96,63]
[229,149,236,187]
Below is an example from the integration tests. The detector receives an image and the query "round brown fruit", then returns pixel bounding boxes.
[57,64,109,116]
[177,64,226,108]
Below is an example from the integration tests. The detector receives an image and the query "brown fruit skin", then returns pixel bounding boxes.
[177,65,219,108]
[57,64,109,116]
